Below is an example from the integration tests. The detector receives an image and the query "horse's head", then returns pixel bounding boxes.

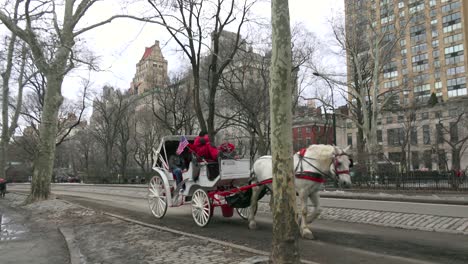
[331,145,353,188]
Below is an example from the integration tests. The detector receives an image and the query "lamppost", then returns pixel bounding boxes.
[313,72,336,145]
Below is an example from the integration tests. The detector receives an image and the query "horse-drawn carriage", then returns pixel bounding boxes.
[147,135,269,227]
[147,135,353,238]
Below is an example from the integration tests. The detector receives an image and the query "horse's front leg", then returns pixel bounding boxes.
[307,191,322,224]
[298,189,315,240]
[248,185,261,230]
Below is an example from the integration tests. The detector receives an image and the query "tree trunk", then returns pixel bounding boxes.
[28,76,64,202]
[270,0,300,262]
[191,67,207,134]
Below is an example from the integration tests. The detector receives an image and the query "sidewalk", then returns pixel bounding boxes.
[320,189,468,205]
[0,197,69,264]
[0,194,268,264]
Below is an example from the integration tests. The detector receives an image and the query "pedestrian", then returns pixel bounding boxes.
[0,178,6,198]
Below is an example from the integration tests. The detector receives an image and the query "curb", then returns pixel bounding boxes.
[58,227,81,264]
[319,193,468,206]
[9,184,468,205]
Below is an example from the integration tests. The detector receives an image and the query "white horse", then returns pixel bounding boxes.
[248,144,353,239]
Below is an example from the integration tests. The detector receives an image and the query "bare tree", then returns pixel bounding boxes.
[90,87,137,182]
[330,2,410,174]
[218,24,318,157]
[150,72,196,135]
[133,108,161,173]
[0,1,32,179]
[146,0,258,139]
[435,103,468,171]
[270,0,300,262]
[0,0,161,201]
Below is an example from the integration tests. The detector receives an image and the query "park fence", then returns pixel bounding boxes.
[350,170,468,191]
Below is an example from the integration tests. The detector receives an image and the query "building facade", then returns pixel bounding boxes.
[344,0,468,170]
[131,40,168,95]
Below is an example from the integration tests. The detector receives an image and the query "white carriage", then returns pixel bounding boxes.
[147,135,259,227]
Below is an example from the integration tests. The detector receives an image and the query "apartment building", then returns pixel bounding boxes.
[344,0,468,170]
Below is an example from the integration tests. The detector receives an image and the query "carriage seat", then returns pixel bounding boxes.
[191,154,220,181]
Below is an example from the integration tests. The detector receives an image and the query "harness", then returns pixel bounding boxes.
[294,147,350,184]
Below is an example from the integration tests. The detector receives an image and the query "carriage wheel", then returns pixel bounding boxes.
[147,175,168,219]
[236,206,257,220]
[191,189,212,227]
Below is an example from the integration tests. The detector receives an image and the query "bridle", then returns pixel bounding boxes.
[294,147,351,184]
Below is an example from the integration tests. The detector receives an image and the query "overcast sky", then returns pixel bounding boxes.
[62,0,344,99]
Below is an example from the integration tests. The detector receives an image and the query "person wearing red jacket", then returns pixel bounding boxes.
[189,131,218,162]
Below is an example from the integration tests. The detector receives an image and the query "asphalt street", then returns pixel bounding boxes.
[9,184,468,264]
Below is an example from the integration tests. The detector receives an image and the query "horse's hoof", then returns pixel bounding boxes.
[301,229,315,240]
[249,221,257,230]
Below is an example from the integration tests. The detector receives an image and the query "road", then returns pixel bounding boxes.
[9,184,468,264]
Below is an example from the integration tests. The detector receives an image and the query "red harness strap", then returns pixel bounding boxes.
[295,171,326,183]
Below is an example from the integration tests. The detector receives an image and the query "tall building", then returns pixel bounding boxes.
[344,0,468,170]
[131,40,168,95]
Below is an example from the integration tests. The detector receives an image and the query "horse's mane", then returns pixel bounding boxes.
[303,144,336,161]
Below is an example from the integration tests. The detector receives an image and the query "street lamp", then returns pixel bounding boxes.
[313,72,337,146]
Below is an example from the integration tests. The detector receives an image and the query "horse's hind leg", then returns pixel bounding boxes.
[248,185,262,230]
[307,191,322,224]
[298,189,315,240]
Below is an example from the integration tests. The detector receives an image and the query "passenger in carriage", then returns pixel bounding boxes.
[169,154,185,191]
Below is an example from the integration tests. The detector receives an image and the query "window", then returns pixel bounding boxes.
[433,50,440,58]
[445,44,464,65]
[436,124,444,144]
[432,39,439,47]
[444,33,463,44]
[410,24,426,43]
[411,151,419,170]
[450,122,458,142]
[438,150,447,171]
[413,74,429,84]
[412,53,429,72]
[411,43,427,53]
[410,2,425,13]
[398,115,404,122]
[414,84,430,93]
[306,127,311,133]
[447,66,465,76]
[387,128,404,146]
[383,61,398,79]
[421,112,429,120]
[347,133,353,146]
[435,111,442,118]
[443,12,462,33]
[447,77,467,97]
[306,138,311,145]
[423,150,432,170]
[387,116,393,124]
[377,130,383,143]
[435,81,442,89]
[400,39,406,47]
[423,125,430,144]
[442,2,462,13]
[411,127,418,145]
[383,80,399,89]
